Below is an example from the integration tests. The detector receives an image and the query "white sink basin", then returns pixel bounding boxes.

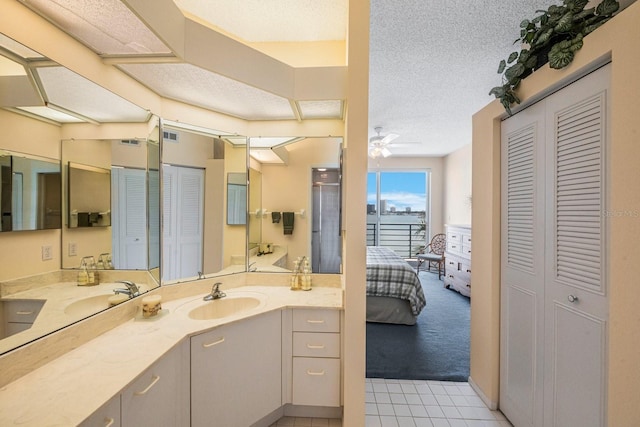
[64,294,127,317]
[188,296,262,320]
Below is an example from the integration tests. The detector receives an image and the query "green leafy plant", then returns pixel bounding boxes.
[490,0,619,115]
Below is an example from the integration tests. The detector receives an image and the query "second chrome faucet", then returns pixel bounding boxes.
[203,282,226,301]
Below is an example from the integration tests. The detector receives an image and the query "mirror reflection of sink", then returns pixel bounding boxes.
[188,297,262,320]
[64,294,127,317]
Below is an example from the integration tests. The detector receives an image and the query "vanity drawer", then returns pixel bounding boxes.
[292,357,341,407]
[293,309,340,333]
[293,332,340,358]
[3,299,45,324]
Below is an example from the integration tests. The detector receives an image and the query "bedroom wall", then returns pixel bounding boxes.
[471,2,640,424]
[367,156,445,236]
[443,144,471,226]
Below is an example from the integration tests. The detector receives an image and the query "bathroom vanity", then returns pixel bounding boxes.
[0,278,343,426]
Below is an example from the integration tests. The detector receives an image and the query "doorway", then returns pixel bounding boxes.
[311,168,341,274]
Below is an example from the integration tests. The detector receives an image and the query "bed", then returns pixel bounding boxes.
[366,246,426,325]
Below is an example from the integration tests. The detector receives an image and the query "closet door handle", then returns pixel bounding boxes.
[203,337,225,348]
[134,375,160,396]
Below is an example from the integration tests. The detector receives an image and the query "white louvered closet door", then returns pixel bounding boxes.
[542,65,609,427]
[501,64,610,427]
[500,100,546,427]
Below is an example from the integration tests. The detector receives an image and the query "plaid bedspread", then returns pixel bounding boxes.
[366,246,426,316]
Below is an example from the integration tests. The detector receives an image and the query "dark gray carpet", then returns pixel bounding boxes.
[366,270,470,382]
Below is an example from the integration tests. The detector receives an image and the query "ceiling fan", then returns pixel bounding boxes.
[368,126,399,158]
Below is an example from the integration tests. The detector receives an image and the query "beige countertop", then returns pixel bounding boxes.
[0,282,342,426]
[0,280,155,355]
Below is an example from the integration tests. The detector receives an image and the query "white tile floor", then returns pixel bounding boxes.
[365,378,512,427]
[271,378,512,427]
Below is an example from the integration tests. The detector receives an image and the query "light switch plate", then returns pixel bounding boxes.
[41,245,53,261]
[69,242,77,257]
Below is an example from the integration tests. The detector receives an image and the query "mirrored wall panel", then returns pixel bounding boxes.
[161,123,247,283]
[247,137,343,273]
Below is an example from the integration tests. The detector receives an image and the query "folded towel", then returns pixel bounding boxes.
[283,212,295,235]
[272,211,281,223]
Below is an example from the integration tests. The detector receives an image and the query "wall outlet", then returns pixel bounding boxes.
[41,245,53,261]
[69,242,78,257]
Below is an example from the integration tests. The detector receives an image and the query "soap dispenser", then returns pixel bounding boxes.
[77,257,89,286]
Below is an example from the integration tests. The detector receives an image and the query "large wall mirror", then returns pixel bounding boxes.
[248,136,343,274]
[160,122,247,284]
[61,119,161,273]
[0,31,162,355]
[0,150,61,232]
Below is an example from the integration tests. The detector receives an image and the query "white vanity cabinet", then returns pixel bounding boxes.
[290,308,341,408]
[79,395,120,427]
[1,299,45,337]
[191,310,282,427]
[79,340,190,427]
[120,340,190,426]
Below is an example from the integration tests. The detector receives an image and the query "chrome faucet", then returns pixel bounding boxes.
[114,280,140,299]
[203,282,226,301]
[248,262,257,272]
[197,271,205,280]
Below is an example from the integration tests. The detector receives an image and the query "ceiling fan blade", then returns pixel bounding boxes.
[381,147,392,157]
[380,133,399,144]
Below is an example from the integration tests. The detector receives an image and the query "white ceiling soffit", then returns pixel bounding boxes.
[36,66,150,122]
[119,63,296,121]
[0,34,45,60]
[173,0,347,42]
[249,148,288,165]
[21,0,171,55]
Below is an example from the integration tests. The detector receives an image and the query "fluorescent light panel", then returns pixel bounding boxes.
[297,100,343,119]
[23,0,171,55]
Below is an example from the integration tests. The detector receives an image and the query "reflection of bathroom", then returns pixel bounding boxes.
[249,137,342,273]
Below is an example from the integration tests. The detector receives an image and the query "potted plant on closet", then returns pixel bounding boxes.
[489,0,619,115]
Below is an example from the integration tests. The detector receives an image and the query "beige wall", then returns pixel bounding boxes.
[471,3,640,424]
[369,156,445,236]
[260,138,341,268]
[443,144,472,226]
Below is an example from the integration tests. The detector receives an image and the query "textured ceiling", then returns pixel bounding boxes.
[173,0,347,42]
[5,0,633,155]
[368,0,557,156]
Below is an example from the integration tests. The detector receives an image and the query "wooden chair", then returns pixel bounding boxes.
[416,233,446,279]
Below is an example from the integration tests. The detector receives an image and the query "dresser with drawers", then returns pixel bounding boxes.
[444,224,471,297]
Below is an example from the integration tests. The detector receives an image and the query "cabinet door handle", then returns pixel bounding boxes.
[104,417,115,427]
[306,343,325,349]
[134,375,160,396]
[16,311,34,315]
[307,370,325,376]
[466,269,471,273]
[203,337,225,348]
[306,319,325,324]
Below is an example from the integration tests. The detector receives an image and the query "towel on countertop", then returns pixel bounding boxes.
[283,212,294,235]
[271,211,281,223]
